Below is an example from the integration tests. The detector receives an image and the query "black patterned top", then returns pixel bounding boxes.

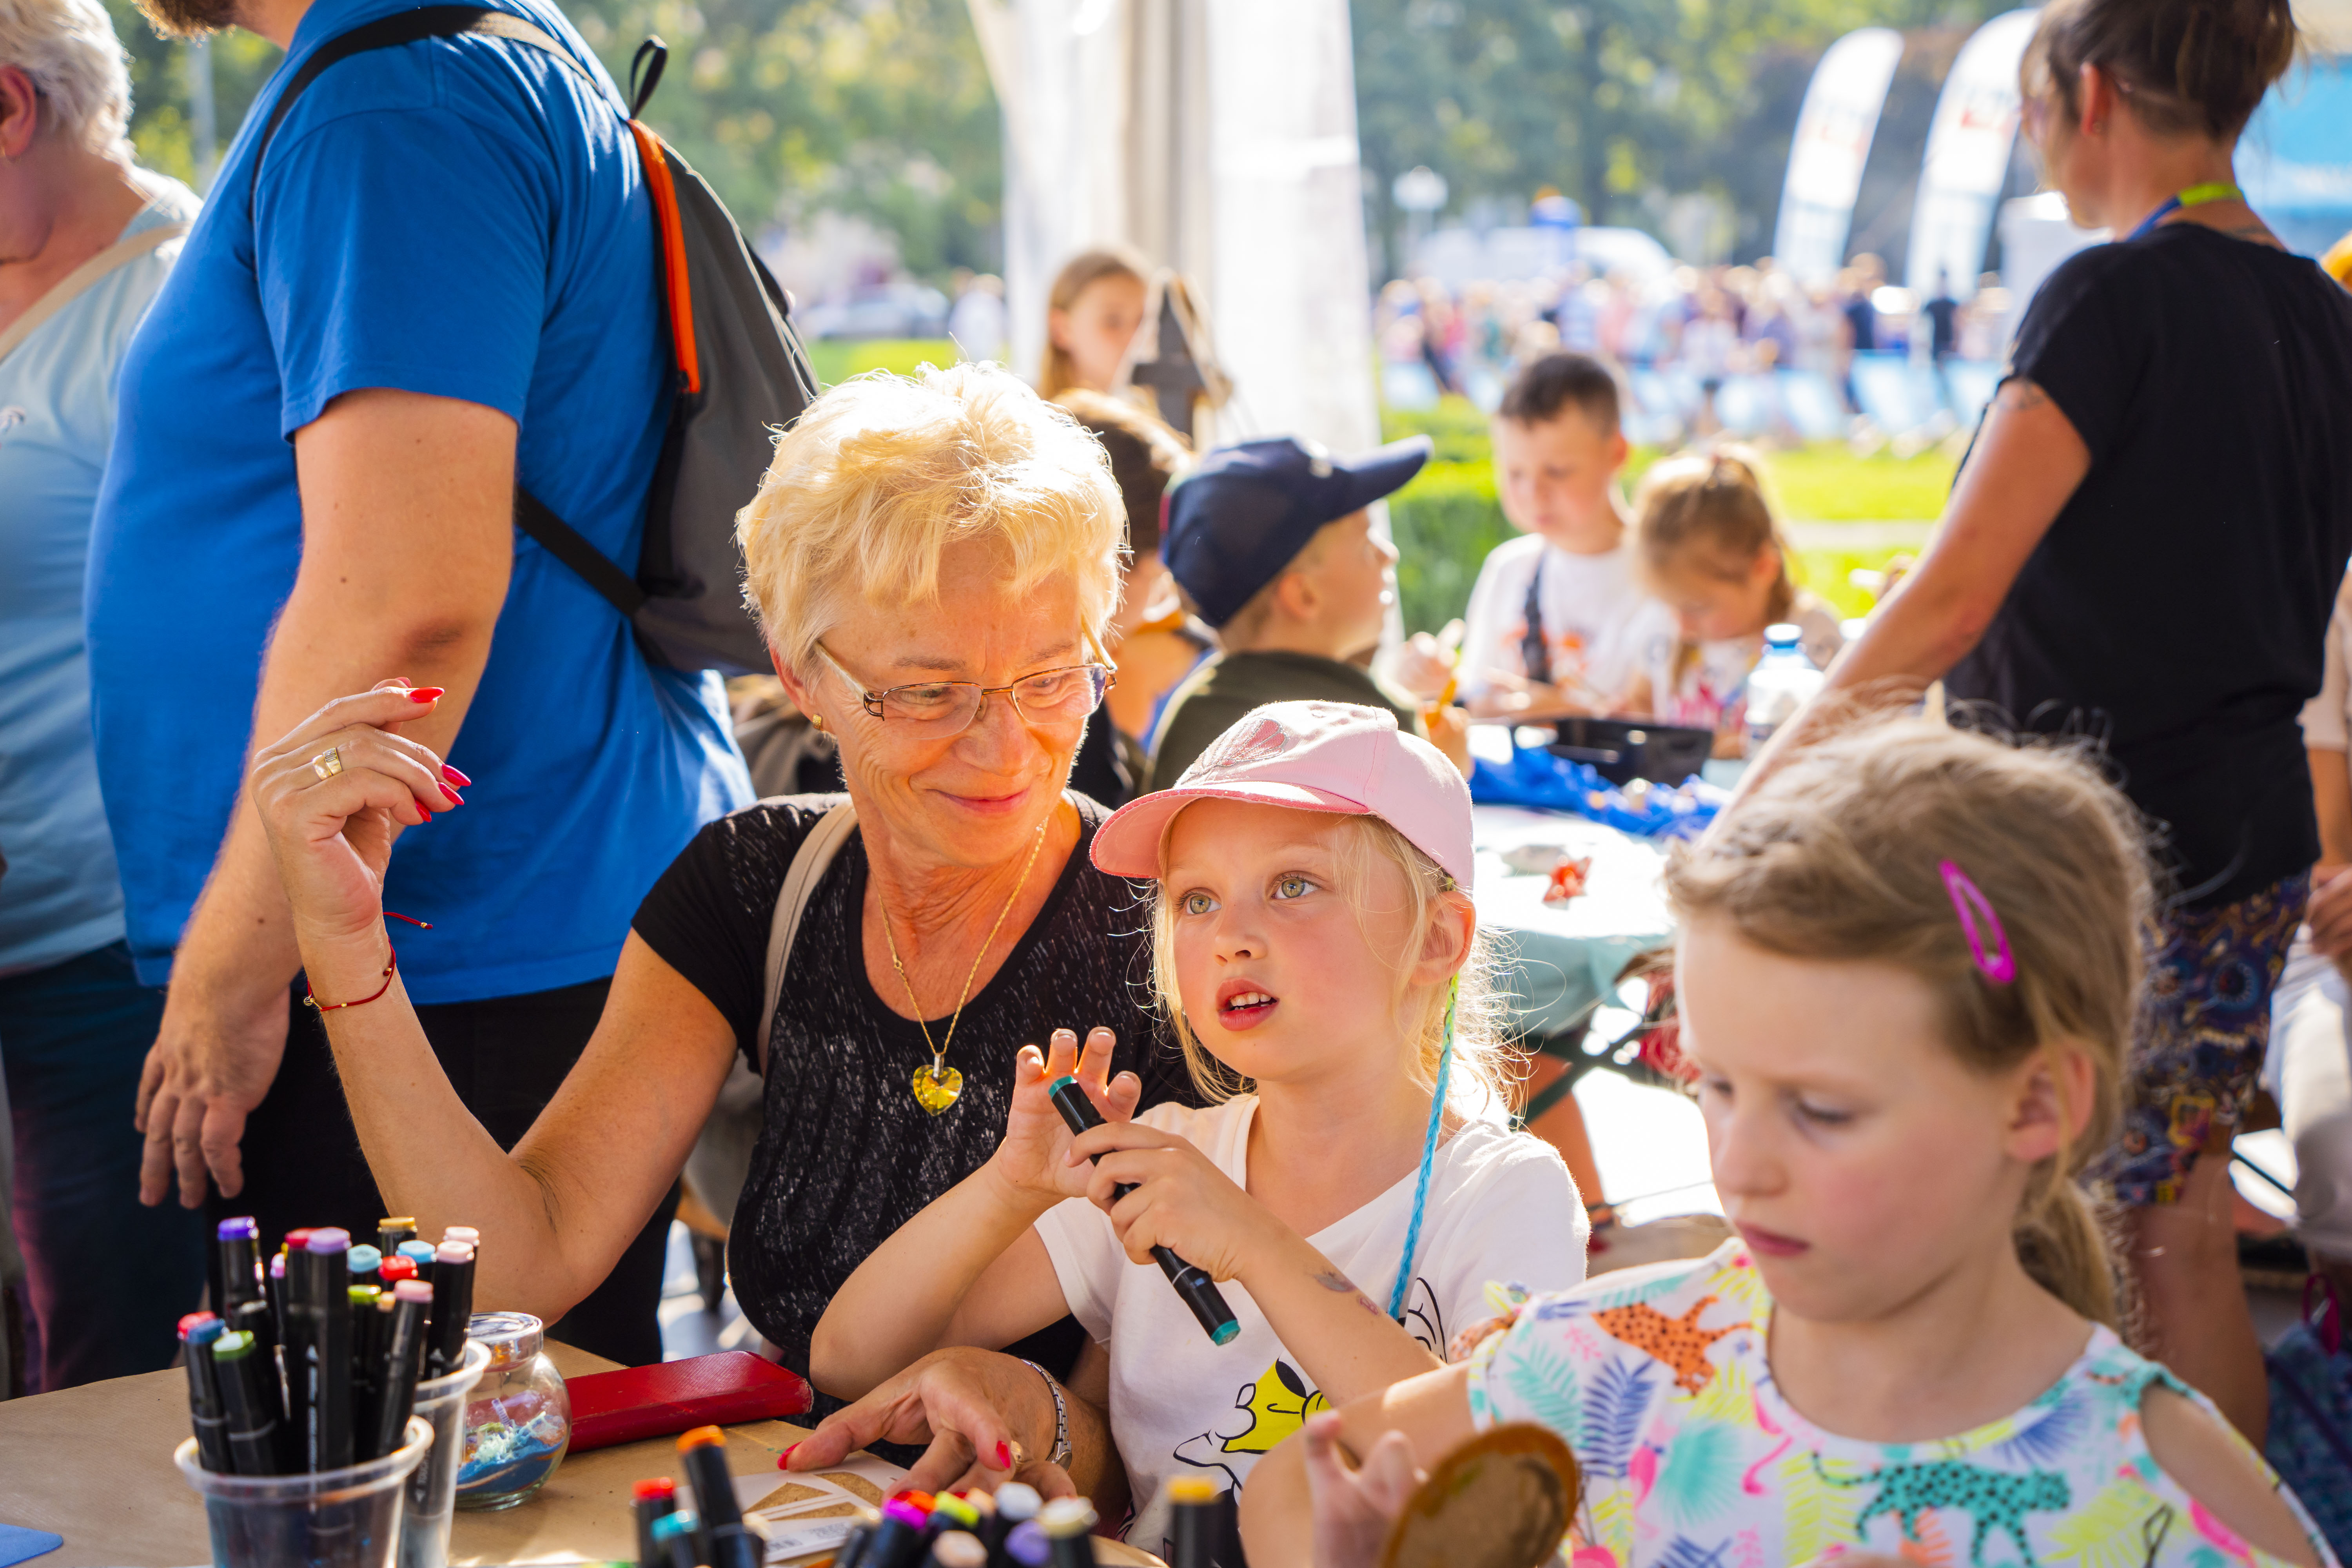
[630,793,1197,1420]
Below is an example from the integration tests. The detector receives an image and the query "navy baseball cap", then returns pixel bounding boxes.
[1161,435,1433,628]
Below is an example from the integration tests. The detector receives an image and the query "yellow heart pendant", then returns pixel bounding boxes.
[912,1063,964,1114]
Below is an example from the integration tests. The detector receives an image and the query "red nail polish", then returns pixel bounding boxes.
[777,1443,800,1469]
[441,764,473,787]
[440,784,464,806]
[409,687,446,703]
[994,1439,1011,1469]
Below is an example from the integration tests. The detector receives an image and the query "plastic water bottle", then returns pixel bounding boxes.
[1745,624,1825,747]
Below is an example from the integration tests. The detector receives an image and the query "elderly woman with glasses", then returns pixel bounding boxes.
[248,365,1197,1503]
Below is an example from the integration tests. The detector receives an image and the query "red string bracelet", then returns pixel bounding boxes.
[303,912,430,1013]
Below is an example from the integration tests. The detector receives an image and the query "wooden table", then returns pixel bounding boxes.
[0,1342,1160,1566]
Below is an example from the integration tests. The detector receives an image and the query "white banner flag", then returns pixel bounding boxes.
[1773,27,1904,285]
[1906,7,2040,300]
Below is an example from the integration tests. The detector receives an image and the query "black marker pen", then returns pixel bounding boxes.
[180,1312,233,1472]
[368,1281,432,1462]
[1046,1076,1240,1345]
[302,1228,355,1470]
[425,1240,474,1377]
[678,1426,759,1568]
[377,1217,417,1256]
[211,1328,292,1475]
[632,1477,677,1568]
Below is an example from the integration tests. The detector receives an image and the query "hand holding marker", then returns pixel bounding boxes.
[1046,1074,1238,1345]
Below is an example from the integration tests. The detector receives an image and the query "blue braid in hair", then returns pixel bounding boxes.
[1388,974,1460,1321]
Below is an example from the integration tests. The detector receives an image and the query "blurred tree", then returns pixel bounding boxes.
[1350,0,2008,274]
[104,0,1000,279]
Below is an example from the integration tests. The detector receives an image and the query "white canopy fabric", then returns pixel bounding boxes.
[972,0,1382,458]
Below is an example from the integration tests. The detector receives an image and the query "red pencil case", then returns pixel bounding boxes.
[565,1351,814,1452]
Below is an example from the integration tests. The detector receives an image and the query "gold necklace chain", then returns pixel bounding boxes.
[880,817,1049,1082]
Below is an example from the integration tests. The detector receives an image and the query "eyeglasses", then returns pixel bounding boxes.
[812,641,1117,737]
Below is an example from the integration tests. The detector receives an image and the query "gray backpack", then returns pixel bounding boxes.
[251,9,818,675]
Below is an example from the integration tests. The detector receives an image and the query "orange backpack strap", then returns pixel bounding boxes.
[629,120,700,397]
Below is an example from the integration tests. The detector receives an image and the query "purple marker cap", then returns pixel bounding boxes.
[434,1241,474,1265]
[269,1254,286,1278]
[882,1499,927,1529]
[217,1216,258,1241]
[393,1280,433,1304]
[1005,1521,1049,1566]
[305,1227,351,1255]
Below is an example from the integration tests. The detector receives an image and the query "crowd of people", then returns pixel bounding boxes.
[5,0,2352,1561]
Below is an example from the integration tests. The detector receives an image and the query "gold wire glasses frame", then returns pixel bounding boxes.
[812,639,1117,737]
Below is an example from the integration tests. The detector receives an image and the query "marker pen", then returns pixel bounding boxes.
[649,1510,699,1568]
[1035,1498,1096,1568]
[267,1247,289,1339]
[930,1494,980,1539]
[377,1217,417,1256]
[218,1217,263,1307]
[302,1228,355,1471]
[931,1532,987,1568]
[859,1499,932,1568]
[1002,1522,1049,1568]
[347,1244,383,1289]
[180,1312,232,1473]
[425,1241,475,1377]
[397,1240,437,1269]
[1046,1076,1240,1345]
[962,1491,999,1563]
[348,1284,384,1447]
[677,1425,759,1568]
[210,1329,291,1475]
[989,1481,1039,1566]
[832,1513,878,1568]
[368,1281,432,1462]
[1164,1478,1220,1568]
[631,1477,677,1568]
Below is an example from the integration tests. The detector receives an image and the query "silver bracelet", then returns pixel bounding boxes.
[1016,1357,1074,1470]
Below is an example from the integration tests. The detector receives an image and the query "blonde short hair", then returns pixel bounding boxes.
[0,0,132,159]
[738,363,1127,675]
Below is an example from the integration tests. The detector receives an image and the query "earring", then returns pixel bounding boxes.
[809,713,826,732]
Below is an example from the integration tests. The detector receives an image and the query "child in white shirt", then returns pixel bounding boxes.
[1621,447,1844,757]
[810,702,1585,1557]
[1456,353,1673,717]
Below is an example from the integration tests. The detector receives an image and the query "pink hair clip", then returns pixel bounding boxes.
[1939,860,2016,985]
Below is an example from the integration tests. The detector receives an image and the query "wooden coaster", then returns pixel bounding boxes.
[1379,1423,1580,1568]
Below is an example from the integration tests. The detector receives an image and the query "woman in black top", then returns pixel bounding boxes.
[246,364,1194,1501]
[1743,0,2352,1440]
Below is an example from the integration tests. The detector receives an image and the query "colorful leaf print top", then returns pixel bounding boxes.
[1465,1240,2339,1568]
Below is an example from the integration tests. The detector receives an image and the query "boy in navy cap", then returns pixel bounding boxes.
[1145,435,1472,788]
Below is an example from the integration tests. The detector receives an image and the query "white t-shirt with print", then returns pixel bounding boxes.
[1636,593,1846,737]
[1459,533,1673,705]
[1032,1097,1587,1557]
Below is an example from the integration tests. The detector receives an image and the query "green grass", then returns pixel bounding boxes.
[1378,396,1950,633]
[806,338,963,387]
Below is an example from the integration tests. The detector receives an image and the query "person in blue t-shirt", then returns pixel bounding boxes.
[87,0,750,1365]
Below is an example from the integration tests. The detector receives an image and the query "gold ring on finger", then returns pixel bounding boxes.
[310,746,344,782]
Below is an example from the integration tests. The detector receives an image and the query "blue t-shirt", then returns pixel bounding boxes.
[0,175,196,976]
[86,0,752,1003]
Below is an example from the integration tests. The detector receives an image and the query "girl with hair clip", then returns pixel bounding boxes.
[1241,720,2339,1568]
[805,702,1585,1555]
[1621,448,1844,757]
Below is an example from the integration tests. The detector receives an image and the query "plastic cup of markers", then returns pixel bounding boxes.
[176,1416,431,1568]
[400,1338,492,1568]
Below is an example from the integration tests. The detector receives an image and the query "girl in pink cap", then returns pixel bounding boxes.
[811,701,1587,1552]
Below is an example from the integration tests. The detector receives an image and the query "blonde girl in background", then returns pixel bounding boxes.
[806,702,1585,1556]
[1038,247,1149,400]
[1243,720,2337,1568]
[1623,449,1843,757]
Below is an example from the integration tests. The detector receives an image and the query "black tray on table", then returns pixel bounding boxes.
[1546,717,1713,787]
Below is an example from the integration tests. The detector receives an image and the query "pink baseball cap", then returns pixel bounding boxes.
[1092,701,1474,889]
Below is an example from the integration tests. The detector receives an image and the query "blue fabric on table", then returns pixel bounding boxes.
[1468,743,1725,840]
[0,1524,63,1567]
[86,0,751,1004]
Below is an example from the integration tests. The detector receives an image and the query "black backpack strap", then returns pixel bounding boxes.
[515,487,646,617]
[247,6,598,214]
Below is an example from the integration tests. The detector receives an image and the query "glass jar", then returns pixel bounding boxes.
[453,1312,571,1512]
